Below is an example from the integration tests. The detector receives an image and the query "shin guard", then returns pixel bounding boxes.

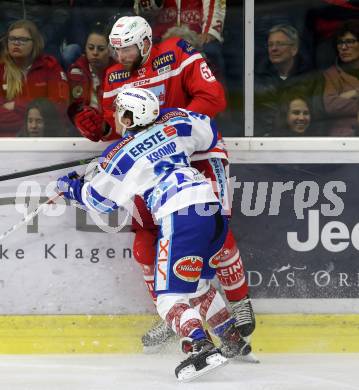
[215,229,249,301]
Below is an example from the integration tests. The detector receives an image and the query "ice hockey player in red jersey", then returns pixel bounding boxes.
[73,15,256,356]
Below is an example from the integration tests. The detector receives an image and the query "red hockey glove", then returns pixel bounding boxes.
[74,106,104,142]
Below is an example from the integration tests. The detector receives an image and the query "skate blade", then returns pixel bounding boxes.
[177,353,228,382]
[233,352,260,364]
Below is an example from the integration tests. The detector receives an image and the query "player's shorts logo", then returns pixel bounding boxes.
[173,256,203,282]
[155,238,170,291]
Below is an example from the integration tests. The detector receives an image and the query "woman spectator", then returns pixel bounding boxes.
[67,23,114,122]
[0,19,69,137]
[273,95,317,136]
[20,98,66,137]
[323,20,359,136]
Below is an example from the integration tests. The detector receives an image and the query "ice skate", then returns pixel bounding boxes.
[219,322,252,357]
[141,319,176,353]
[230,295,256,337]
[175,338,228,382]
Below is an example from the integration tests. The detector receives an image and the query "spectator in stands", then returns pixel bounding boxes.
[255,1,314,73]
[305,0,359,69]
[273,95,317,137]
[61,1,134,69]
[67,23,114,121]
[21,98,65,137]
[322,20,359,136]
[0,1,73,64]
[254,24,322,136]
[0,20,69,137]
[133,0,226,79]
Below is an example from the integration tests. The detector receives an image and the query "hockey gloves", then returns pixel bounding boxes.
[74,106,105,142]
[57,171,85,204]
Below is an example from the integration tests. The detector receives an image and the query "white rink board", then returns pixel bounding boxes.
[1,138,359,315]
[0,140,153,315]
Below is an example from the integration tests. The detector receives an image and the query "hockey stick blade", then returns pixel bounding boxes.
[0,155,100,182]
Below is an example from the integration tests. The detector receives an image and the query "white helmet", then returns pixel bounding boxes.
[116,88,159,129]
[109,16,152,59]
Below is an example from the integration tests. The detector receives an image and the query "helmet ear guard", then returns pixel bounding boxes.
[115,88,160,130]
[109,16,152,60]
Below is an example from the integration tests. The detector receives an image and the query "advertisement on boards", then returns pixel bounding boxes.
[230,164,359,299]
[1,147,358,314]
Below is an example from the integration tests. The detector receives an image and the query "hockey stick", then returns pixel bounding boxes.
[0,155,101,182]
[0,163,99,242]
[0,192,63,242]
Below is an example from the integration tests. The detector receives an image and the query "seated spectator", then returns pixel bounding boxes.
[20,98,66,137]
[0,19,69,137]
[254,24,322,136]
[67,23,115,123]
[273,95,318,137]
[322,20,359,136]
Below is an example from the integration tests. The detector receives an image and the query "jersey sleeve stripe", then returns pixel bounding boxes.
[82,182,118,213]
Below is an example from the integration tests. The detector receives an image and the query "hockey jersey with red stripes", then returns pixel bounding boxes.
[102,37,227,160]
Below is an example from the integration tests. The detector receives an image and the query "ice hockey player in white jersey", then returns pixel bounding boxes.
[57,88,251,381]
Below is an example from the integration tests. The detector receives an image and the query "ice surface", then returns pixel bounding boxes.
[0,353,358,390]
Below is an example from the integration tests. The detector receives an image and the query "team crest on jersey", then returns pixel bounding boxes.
[100,136,134,169]
[152,51,175,71]
[173,256,203,282]
[108,70,131,84]
[177,39,197,55]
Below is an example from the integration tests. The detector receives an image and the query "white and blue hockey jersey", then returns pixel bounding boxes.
[81,108,219,220]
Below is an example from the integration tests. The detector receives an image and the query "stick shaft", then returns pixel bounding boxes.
[0,155,100,182]
[0,193,62,242]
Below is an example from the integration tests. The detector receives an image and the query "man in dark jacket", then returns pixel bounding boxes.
[254,24,323,136]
